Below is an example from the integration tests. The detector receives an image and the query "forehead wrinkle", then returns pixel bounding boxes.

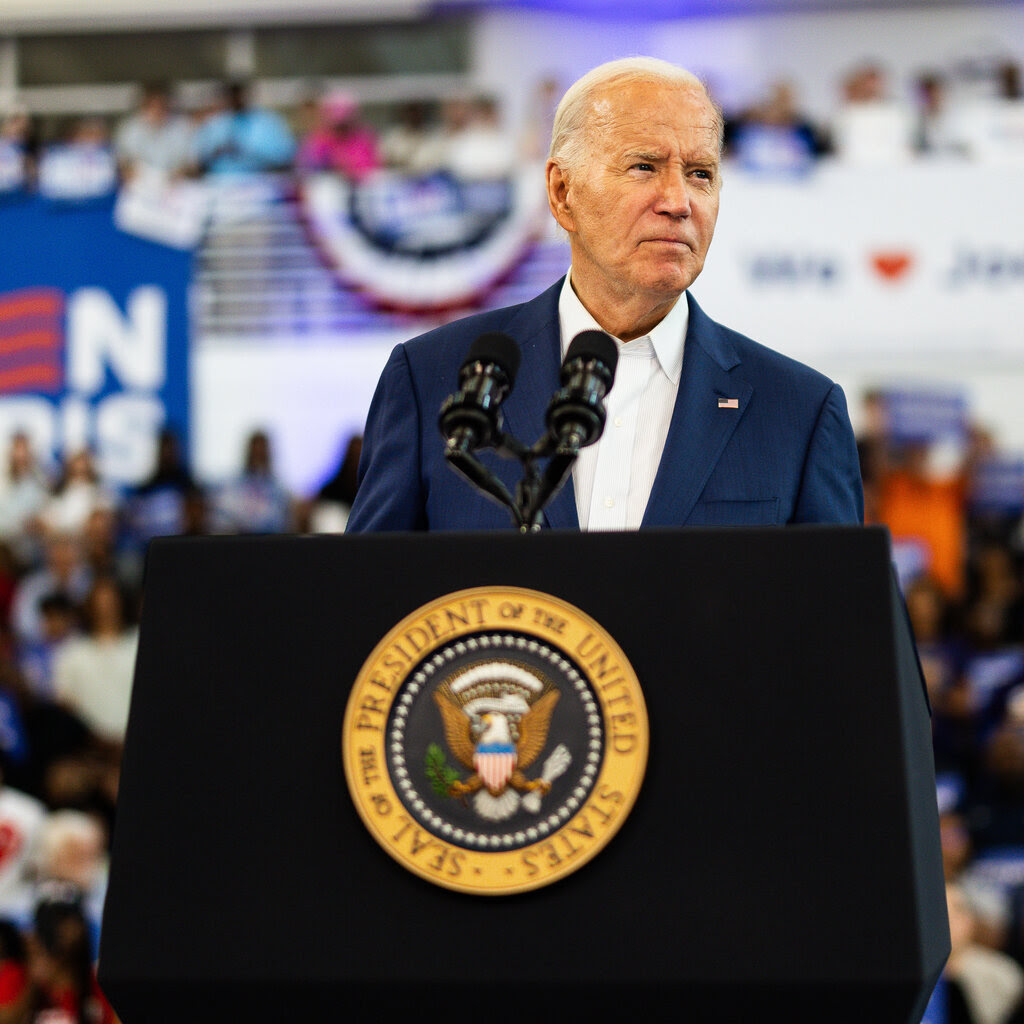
[583,88,718,151]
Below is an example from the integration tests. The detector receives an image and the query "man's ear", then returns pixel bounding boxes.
[546,159,575,234]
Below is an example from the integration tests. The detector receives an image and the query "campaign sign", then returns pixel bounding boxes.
[883,387,968,444]
[970,456,1024,514]
[0,195,190,485]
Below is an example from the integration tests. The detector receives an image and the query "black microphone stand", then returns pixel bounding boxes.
[444,417,587,533]
[442,334,616,532]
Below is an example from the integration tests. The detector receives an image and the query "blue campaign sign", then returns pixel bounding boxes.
[971,456,1024,514]
[0,193,191,485]
[884,387,968,445]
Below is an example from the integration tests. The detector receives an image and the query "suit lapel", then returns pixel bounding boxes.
[495,279,579,530]
[642,294,753,527]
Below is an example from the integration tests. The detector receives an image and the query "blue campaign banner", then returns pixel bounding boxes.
[884,387,968,445]
[0,193,191,485]
[971,456,1024,514]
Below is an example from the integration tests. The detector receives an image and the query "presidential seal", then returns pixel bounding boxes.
[342,586,648,895]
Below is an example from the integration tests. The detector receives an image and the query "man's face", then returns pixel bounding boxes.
[550,79,721,315]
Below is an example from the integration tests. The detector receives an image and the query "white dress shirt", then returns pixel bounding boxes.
[557,272,688,531]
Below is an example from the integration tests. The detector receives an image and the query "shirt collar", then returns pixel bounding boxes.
[557,271,687,385]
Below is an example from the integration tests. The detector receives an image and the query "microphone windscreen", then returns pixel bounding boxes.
[565,330,618,376]
[464,332,521,384]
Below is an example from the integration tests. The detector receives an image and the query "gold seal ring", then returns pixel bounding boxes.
[342,586,648,895]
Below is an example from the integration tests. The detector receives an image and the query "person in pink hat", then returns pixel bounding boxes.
[296,91,380,181]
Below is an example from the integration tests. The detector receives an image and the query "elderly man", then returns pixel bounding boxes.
[347,57,862,532]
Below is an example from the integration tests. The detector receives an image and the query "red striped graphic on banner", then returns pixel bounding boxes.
[0,288,64,395]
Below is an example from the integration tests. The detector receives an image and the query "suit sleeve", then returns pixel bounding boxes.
[792,382,864,525]
[346,344,428,532]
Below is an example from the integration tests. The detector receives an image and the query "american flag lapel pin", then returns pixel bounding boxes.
[717,397,739,409]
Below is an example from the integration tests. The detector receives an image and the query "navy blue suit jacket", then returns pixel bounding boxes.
[346,280,863,532]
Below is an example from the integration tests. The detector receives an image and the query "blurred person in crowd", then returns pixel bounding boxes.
[914,72,967,156]
[906,575,971,771]
[212,430,292,534]
[78,510,121,587]
[67,120,109,151]
[0,764,46,924]
[877,439,967,598]
[726,80,828,171]
[957,542,1024,751]
[415,98,475,176]
[37,118,117,200]
[348,57,863,532]
[17,594,77,704]
[124,428,201,550]
[942,811,1010,953]
[997,62,1022,102]
[944,881,1024,1023]
[33,812,108,955]
[34,814,106,897]
[0,545,18,659]
[0,434,51,570]
[27,882,116,1023]
[52,578,137,750]
[0,657,99,819]
[296,91,380,182]
[305,434,361,534]
[10,536,91,648]
[379,102,434,173]
[843,62,888,104]
[965,720,1024,852]
[857,389,888,525]
[832,61,914,163]
[0,107,39,191]
[113,82,195,182]
[38,452,115,545]
[0,918,29,1022]
[193,81,295,176]
[67,118,116,175]
[444,97,516,181]
[965,543,1024,647]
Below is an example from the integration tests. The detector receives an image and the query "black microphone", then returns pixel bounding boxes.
[546,330,619,451]
[439,332,521,453]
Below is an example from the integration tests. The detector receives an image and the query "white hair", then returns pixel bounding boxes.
[549,56,723,174]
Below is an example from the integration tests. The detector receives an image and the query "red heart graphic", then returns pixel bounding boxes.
[871,251,914,281]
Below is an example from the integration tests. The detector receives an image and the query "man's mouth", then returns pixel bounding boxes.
[643,238,692,249]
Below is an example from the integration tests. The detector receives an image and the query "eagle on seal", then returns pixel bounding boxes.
[432,660,567,821]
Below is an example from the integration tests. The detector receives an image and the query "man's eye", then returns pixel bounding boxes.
[692,169,715,181]
[632,162,655,172]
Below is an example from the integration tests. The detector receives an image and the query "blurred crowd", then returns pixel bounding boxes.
[858,393,1024,1023]
[0,80,521,199]
[725,59,1024,171]
[1,53,1022,199]
[0,426,360,1021]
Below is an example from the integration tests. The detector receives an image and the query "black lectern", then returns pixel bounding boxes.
[99,526,948,1023]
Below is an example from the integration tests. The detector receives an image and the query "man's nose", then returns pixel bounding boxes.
[655,169,691,218]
